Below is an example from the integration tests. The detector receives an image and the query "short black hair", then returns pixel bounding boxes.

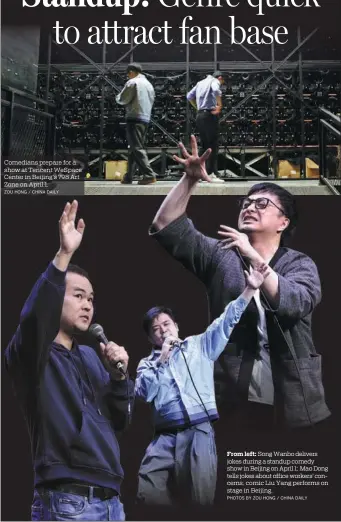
[142,306,177,336]
[67,263,91,282]
[246,182,298,245]
[127,62,142,74]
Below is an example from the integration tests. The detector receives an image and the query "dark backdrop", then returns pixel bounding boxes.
[1,195,340,521]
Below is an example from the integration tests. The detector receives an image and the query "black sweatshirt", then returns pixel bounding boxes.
[5,262,134,492]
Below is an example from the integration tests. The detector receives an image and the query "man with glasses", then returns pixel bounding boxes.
[149,135,330,431]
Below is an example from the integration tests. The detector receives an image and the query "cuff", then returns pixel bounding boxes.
[235,295,249,311]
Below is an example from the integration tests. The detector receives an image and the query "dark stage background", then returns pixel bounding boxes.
[1,196,341,521]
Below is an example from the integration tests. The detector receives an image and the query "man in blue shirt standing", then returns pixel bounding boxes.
[135,263,269,508]
[187,71,224,182]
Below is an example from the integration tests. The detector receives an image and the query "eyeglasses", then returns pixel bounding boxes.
[238,197,285,214]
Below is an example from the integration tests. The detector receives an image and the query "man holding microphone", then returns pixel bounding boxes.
[135,263,270,508]
[5,200,134,521]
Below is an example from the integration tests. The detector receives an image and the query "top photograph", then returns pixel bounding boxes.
[1,0,341,195]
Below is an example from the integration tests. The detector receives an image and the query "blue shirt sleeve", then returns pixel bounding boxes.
[187,85,197,101]
[200,295,249,361]
[135,356,167,403]
[211,78,222,96]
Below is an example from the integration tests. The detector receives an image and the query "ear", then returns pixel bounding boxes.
[278,216,290,233]
[175,322,179,333]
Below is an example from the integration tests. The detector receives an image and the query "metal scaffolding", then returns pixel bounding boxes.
[4,25,340,180]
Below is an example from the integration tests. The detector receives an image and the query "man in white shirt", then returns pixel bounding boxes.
[187,71,224,182]
[116,63,156,185]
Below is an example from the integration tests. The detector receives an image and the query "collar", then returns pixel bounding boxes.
[52,338,78,353]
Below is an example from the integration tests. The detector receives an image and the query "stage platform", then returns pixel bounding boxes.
[84,179,332,196]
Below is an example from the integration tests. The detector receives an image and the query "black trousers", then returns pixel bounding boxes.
[196,111,219,175]
[126,121,154,180]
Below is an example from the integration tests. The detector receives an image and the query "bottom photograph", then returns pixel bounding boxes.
[1,192,340,522]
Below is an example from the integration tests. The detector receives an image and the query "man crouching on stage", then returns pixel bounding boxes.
[5,200,134,521]
[135,263,270,507]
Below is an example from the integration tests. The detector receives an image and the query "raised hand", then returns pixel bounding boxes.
[99,341,129,380]
[173,135,212,182]
[245,263,271,290]
[59,200,85,255]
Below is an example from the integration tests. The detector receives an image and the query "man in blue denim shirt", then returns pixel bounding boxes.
[135,264,269,507]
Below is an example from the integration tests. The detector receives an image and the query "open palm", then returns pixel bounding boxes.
[59,200,85,254]
[173,135,212,182]
[245,263,270,290]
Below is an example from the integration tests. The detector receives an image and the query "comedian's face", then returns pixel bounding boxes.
[237,191,289,237]
[60,273,94,334]
[149,313,179,349]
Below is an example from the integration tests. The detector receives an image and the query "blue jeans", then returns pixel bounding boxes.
[31,488,125,521]
[137,421,217,506]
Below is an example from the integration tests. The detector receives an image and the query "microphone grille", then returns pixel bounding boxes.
[89,323,104,339]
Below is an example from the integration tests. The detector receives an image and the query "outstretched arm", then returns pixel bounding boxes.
[5,201,85,377]
[201,264,271,360]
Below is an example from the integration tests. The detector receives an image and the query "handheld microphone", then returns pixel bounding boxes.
[89,323,125,373]
[168,338,183,349]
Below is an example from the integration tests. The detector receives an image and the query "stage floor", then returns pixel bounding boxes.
[84,179,332,196]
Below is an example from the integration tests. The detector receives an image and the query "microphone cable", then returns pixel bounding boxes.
[123,369,133,426]
[111,365,133,426]
[178,344,212,426]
